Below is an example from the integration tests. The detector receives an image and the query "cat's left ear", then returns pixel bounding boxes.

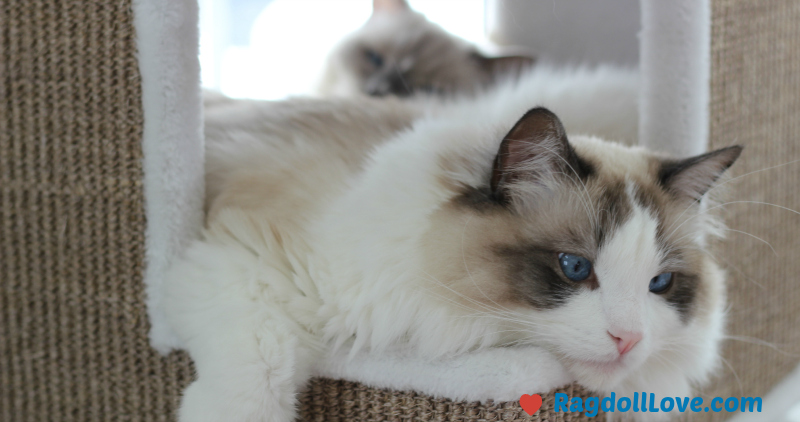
[659,145,743,200]
[491,107,589,203]
[472,52,536,79]
[373,0,410,13]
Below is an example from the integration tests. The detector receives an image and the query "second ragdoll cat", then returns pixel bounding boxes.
[168,67,739,422]
[316,0,534,98]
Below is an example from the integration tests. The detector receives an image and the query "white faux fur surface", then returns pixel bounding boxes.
[133,0,205,353]
[639,0,710,157]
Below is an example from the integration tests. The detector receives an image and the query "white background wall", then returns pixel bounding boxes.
[485,0,640,66]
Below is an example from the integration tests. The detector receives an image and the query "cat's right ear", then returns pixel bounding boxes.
[373,0,410,13]
[490,108,590,204]
[658,145,743,201]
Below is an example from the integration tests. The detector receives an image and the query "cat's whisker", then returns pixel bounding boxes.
[650,353,689,378]
[416,267,499,311]
[414,280,513,318]
[659,156,800,239]
[458,214,526,318]
[667,200,800,242]
[656,341,747,396]
[719,228,778,256]
[440,307,547,329]
[419,280,528,323]
[537,143,599,233]
[718,355,745,398]
[663,202,708,245]
[722,335,800,357]
[415,271,532,323]
[667,225,778,258]
[709,252,767,290]
[435,304,567,334]
[553,170,600,235]
[704,158,800,198]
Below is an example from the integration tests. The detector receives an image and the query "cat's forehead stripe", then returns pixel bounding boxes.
[593,181,632,249]
[494,182,636,310]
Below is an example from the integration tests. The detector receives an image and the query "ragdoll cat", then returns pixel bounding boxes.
[165,68,738,422]
[316,0,534,98]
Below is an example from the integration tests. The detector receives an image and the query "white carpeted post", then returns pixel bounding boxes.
[639,0,710,157]
[133,0,205,353]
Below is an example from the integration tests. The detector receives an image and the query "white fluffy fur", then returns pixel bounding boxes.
[133,0,205,353]
[480,65,640,146]
[163,67,727,422]
[317,344,572,403]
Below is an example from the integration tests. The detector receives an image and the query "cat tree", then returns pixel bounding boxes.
[1,0,798,421]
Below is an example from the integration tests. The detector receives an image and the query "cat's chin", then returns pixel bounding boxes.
[562,356,639,391]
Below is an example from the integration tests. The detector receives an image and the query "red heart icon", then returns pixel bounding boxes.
[519,393,542,416]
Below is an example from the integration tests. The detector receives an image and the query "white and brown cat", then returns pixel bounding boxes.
[168,70,739,421]
[316,0,534,98]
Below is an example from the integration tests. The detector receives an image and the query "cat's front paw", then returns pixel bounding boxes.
[463,346,573,402]
[179,380,230,422]
[178,378,296,422]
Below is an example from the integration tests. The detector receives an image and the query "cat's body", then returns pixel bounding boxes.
[166,67,737,422]
[316,0,533,98]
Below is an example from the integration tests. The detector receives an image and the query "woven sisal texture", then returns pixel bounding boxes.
[298,379,601,422]
[0,1,194,421]
[678,1,800,421]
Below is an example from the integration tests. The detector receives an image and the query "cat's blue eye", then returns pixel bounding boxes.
[558,253,592,282]
[649,272,673,293]
[365,49,384,68]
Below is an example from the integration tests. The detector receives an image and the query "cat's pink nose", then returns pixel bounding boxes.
[608,330,642,355]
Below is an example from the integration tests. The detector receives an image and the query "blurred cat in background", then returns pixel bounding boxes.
[316,0,535,98]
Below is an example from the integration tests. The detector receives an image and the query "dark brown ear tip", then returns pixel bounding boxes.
[522,106,557,119]
[721,144,744,154]
[717,144,744,166]
[519,107,565,134]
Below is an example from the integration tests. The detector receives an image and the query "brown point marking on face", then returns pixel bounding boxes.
[428,132,727,321]
[430,181,629,310]
[664,273,701,323]
[429,137,642,310]
[632,160,714,323]
[419,190,596,312]
[593,181,632,249]
[418,197,523,311]
[495,245,583,308]
[491,177,637,309]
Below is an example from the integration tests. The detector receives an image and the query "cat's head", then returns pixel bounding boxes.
[316,0,534,98]
[420,108,741,391]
